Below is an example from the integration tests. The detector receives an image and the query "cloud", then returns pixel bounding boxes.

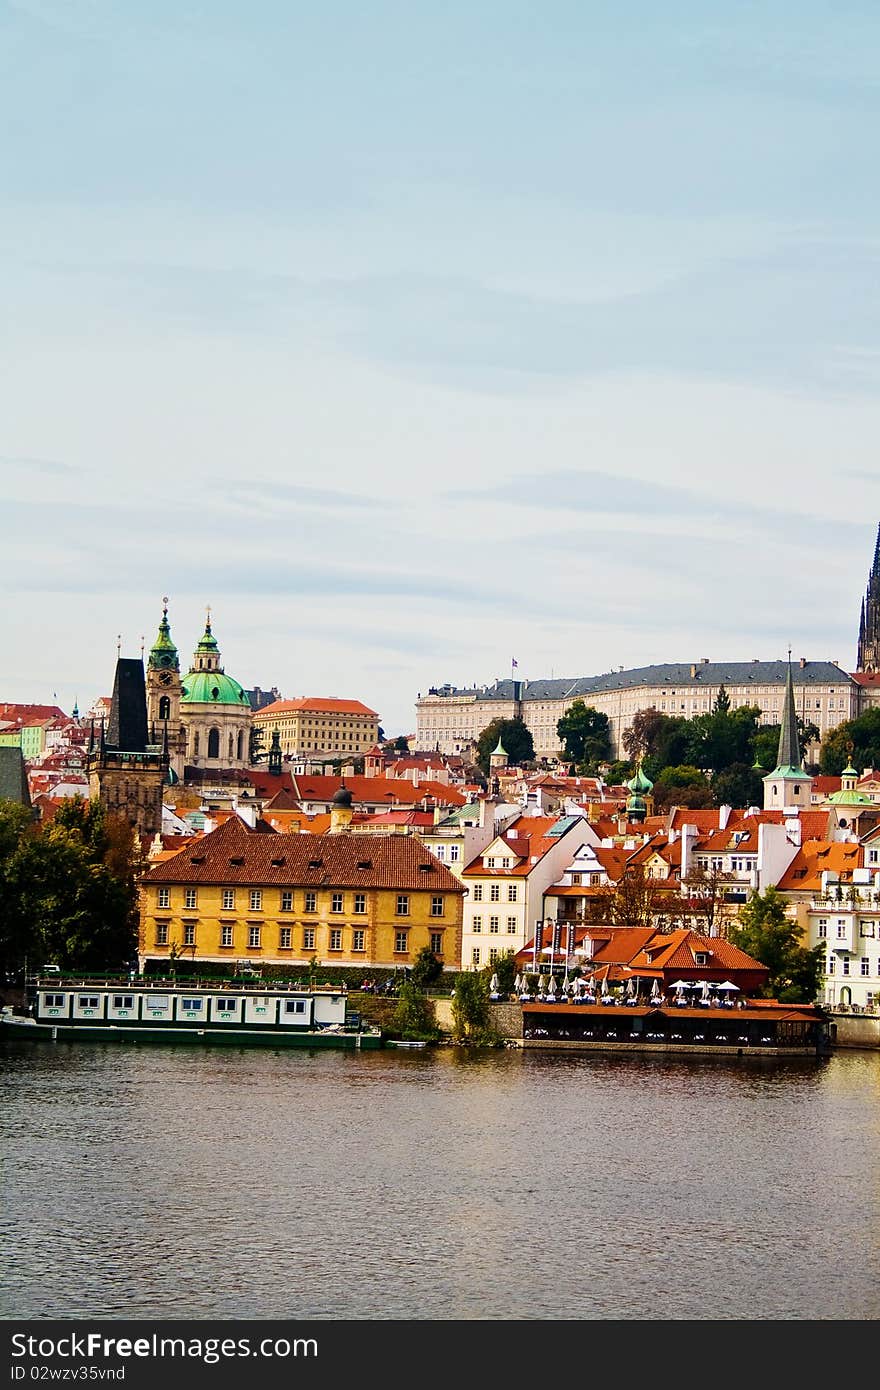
[0,453,79,476]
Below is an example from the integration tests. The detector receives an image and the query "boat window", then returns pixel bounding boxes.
[44,993,65,1007]
[112,995,134,1009]
[284,1000,307,1015]
[78,996,99,1009]
[146,996,169,1010]
[216,999,238,1013]
[181,998,203,1011]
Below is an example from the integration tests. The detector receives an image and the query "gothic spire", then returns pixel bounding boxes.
[775,653,803,773]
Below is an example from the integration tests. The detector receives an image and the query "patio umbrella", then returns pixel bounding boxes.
[513,974,522,993]
[650,979,661,1002]
[717,981,740,992]
[600,976,610,998]
[490,973,500,993]
[625,978,635,999]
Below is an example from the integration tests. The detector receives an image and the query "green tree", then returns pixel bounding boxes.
[0,800,39,977]
[556,700,611,769]
[686,703,761,775]
[819,709,880,775]
[411,945,443,989]
[451,971,500,1044]
[486,949,517,996]
[475,717,534,775]
[392,982,439,1041]
[728,887,824,1003]
[711,762,765,809]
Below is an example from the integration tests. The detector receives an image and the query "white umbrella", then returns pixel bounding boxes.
[717,981,740,992]
[490,973,500,992]
[546,976,557,1000]
[650,979,661,1002]
[625,978,635,999]
[513,973,522,993]
[600,975,610,998]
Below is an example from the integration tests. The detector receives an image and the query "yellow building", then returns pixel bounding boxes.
[140,814,464,972]
[252,696,379,765]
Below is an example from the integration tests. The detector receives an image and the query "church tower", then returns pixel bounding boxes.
[857,523,880,672]
[88,653,168,838]
[146,598,185,781]
[763,656,813,811]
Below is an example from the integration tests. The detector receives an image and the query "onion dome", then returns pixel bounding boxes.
[625,762,654,795]
[332,784,354,809]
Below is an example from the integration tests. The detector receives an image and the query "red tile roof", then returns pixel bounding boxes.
[143,814,465,892]
[255,697,379,717]
[776,840,863,891]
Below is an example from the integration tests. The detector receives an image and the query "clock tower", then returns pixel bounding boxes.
[146,598,185,782]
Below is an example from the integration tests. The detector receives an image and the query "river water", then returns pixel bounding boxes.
[1,1041,878,1321]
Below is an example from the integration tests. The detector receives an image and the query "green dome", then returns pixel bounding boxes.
[626,763,654,795]
[180,670,251,706]
[148,600,179,671]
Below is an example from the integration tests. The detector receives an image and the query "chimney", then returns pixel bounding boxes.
[680,823,698,880]
[718,804,732,830]
[800,657,806,668]
[690,664,697,678]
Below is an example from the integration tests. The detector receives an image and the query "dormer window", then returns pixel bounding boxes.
[694,952,708,966]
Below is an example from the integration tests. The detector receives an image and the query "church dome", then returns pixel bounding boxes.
[180,670,251,707]
[626,763,654,795]
[332,785,354,808]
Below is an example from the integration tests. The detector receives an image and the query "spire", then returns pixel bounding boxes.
[857,523,880,671]
[775,651,803,772]
[148,597,179,671]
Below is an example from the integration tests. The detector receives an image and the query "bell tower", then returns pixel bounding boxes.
[146,598,184,781]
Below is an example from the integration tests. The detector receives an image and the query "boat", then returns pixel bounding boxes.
[520,999,832,1057]
[1,975,383,1050]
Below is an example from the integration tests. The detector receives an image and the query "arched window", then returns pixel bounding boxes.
[208,728,220,759]
[158,696,170,721]
[236,730,243,760]
[193,731,200,756]
[228,733,234,759]
[840,987,852,1006]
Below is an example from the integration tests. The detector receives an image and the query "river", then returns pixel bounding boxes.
[1,1041,878,1321]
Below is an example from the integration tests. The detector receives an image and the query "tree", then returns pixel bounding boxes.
[486,949,517,996]
[249,725,265,764]
[411,945,443,989]
[677,863,736,938]
[475,717,534,774]
[392,982,439,1040]
[622,708,667,761]
[711,762,765,810]
[589,865,677,929]
[686,702,760,775]
[652,765,713,812]
[393,735,409,753]
[0,797,140,976]
[819,709,880,775]
[556,700,611,769]
[727,887,824,1003]
[451,971,500,1044]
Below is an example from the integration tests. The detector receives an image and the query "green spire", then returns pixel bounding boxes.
[147,597,179,671]
[491,735,507,756]
[195,606,219,655]
[774,652,804,774]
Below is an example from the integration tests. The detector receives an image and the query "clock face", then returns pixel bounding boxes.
[159,671,173,687]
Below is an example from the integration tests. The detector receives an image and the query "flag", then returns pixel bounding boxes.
[511,658,518,668]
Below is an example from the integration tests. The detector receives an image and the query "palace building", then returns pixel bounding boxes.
[140,814,465,972]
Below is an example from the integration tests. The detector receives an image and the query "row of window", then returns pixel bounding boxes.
[428,844,460,863]
[826,957,878,976]
[470,884,518,902]
[816,919,879,939]
[153,924,446,954]
[471,916,518,934]
[159,889,443,917]
[471,947,505,965]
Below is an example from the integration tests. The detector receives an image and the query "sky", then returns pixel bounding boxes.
[2,0,879,736]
